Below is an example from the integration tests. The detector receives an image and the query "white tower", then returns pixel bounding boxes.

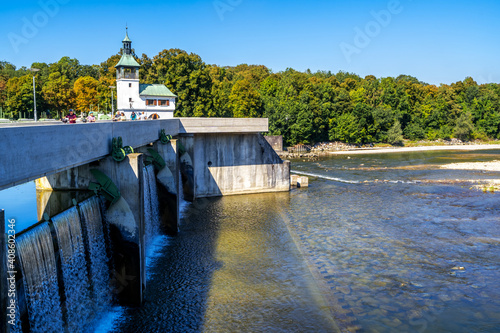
[115,29,176,119]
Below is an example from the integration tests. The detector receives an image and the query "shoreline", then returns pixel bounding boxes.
[328,144,500,155]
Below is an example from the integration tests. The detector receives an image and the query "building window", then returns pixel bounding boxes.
[146,99,157,106]
[159,100,170,106]
[129,83,132,88]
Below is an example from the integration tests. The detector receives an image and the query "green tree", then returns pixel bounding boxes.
[5,75,41,119]
[329,113,360,143]
[453,112,474,141]
[387,119,404,145]
[73,76,99,112]
[99,54,122,80]
[149,49,213,117]
[42,72,74,118]
[228,79,263,118]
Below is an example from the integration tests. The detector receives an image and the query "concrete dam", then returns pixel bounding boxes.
[0,118,290,332]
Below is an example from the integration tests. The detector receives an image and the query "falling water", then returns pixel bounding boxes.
[178,163,190,215]
[52,207,93,333]
[79,196,113,311]
[17,222,64,333]
[143,165,161,249]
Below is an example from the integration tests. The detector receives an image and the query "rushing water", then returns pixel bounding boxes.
[16,222,65,333]
[52,207,93,333]
[79,196,113,311]
[143,165,162,250]
[103,149,500,333]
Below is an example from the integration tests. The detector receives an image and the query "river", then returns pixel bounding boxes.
[2,149,500,332]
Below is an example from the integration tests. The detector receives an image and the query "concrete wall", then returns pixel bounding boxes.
[90,154,145,306]
[178,135,195,201]
[155,139,180,234]
[0,120,178,191]
[0,118,267,191]
[193,133,290,197]
[264,135,283,152]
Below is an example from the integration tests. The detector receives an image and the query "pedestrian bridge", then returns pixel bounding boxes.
[0,118,289,193]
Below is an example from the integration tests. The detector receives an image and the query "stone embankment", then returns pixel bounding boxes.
[278,142,358,159]
[278,139,500,160]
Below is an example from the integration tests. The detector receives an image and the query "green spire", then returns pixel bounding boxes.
[123,26,131,42]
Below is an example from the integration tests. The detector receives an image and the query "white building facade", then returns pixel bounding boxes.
[115,31,176,119]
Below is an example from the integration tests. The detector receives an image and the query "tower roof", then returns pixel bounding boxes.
[115,54,140,68]
[123,32,131,43]
[115,27,140,68]
[139,84,177,97]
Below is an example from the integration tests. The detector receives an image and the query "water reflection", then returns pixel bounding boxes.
[0,181,93,233]
[109,194,337,333]
[0,182,37,231]
[286,151,500,332]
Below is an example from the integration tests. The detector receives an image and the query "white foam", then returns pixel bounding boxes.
[92,306,126,333]
[291,170,361,184]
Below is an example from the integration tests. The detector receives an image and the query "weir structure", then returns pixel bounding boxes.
[0,118,290,332]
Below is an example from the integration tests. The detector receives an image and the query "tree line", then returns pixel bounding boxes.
[1,49,499,146]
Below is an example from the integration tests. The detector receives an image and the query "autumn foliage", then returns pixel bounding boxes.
[1,51,499,145]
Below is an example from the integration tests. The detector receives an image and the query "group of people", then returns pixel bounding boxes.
[62,110,159,123]
[112,111,149,121]
[61,109,96,123]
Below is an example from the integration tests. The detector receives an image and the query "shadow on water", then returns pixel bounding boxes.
[110,192,337,333]
[110,196,223,333]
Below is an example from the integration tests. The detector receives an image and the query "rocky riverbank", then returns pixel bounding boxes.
[278,140,500,160]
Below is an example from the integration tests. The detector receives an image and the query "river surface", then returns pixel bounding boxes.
[2,149,500,332]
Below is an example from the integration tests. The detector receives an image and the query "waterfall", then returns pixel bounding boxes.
[143,165,161,249]
[17,222,65,333]
[179,161,190,215]
[79,196,113,311]
[52,207,93,333]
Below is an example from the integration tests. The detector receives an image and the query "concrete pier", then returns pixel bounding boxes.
[297,176,309,188]
[154,139,180,235]
[94,154,145,306]
[178,135,195,201]
[193,133,290,197]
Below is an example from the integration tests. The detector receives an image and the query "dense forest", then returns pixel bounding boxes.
[1,49,500,146]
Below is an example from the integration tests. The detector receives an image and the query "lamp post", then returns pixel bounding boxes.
[109,86,116,115]
[29,68,40,121]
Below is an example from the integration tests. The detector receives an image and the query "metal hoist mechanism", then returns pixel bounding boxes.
[144,148,167,171]
[159,129,172,144]
[88,169,121,205]
[112,137,134,162]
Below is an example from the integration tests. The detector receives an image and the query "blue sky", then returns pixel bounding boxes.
[1,0,499,85]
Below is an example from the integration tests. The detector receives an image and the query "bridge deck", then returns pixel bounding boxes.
[0,118,268,191]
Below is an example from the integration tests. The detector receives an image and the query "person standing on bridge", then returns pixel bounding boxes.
[87,111,96,123]
[64,109,77,123]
